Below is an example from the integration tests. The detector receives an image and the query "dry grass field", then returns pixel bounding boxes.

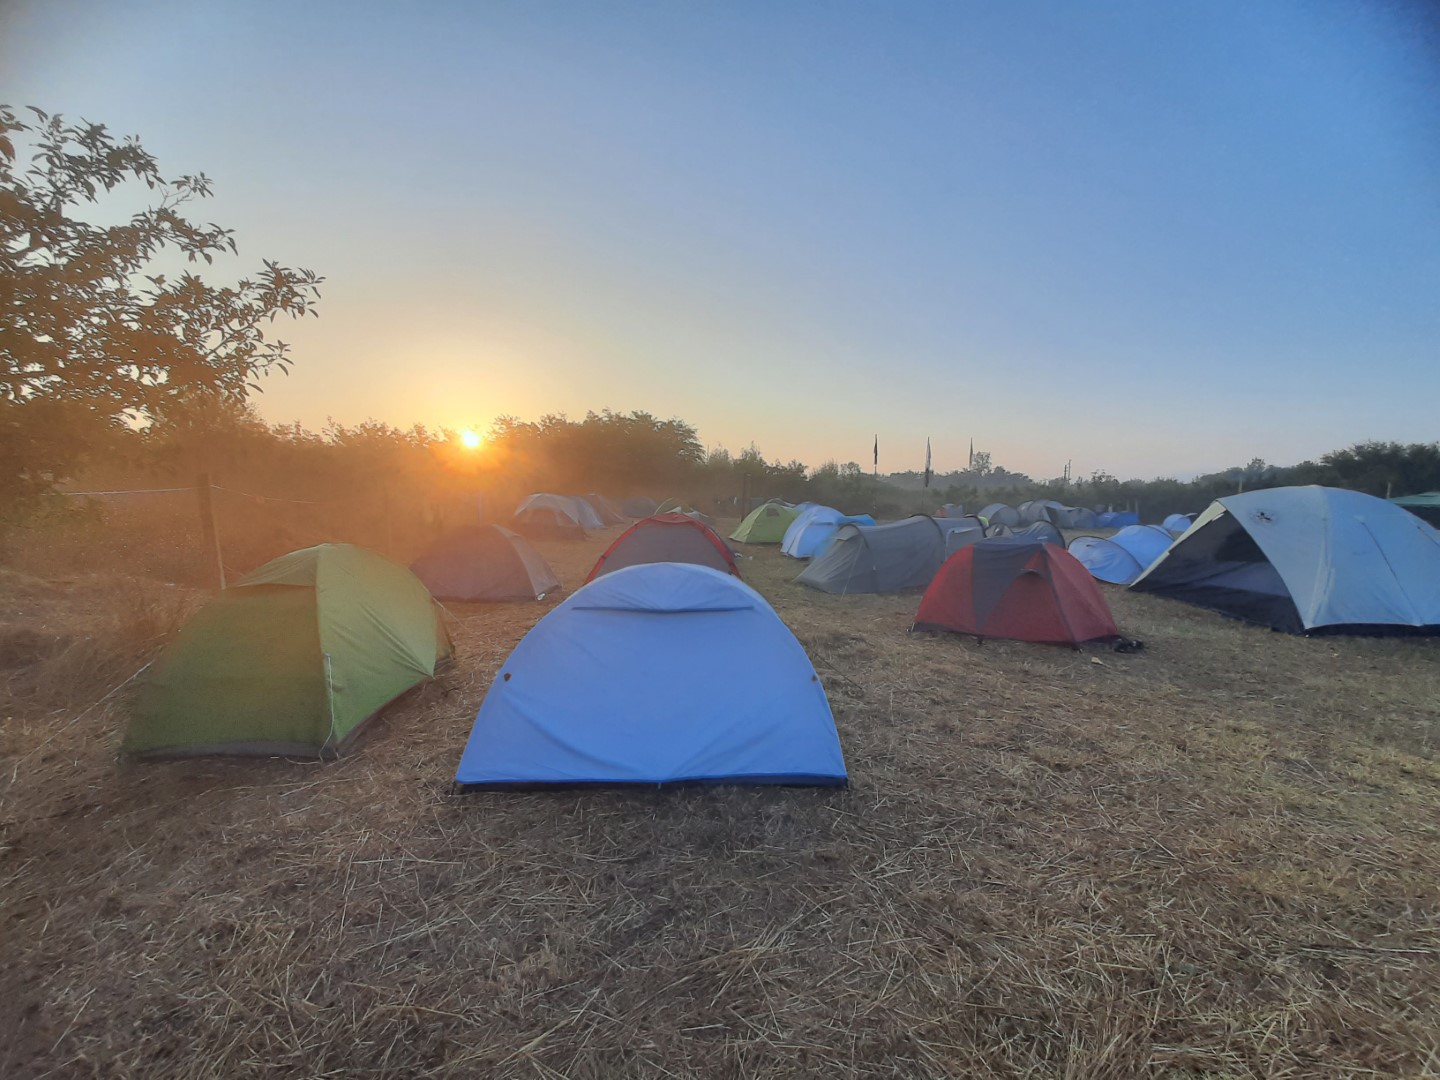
[3,521,1440,1078]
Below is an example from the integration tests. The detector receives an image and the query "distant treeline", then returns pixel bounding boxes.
[21,398,1440,528]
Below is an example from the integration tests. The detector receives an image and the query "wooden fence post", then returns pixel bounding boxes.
[196,473,226,590]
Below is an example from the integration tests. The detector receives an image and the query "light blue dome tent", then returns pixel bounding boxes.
[455,563,849,787]
[1068,525,1175,585]
[1132,487,1440,634]
[1163,512,1195,534]
[781,505,876,559]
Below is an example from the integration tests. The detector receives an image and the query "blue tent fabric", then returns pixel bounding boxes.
[1068,525,1174,585]
[782,507,877,559]
[455,563,849,787]
[1097,511,1139,528]
[1163,513,1194,534]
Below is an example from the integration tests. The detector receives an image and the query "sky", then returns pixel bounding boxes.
[3,0,1438,480]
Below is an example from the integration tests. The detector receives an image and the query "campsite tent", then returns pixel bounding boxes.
[124,544,452,759]
[514,494,587,540]
[1067,525,1174,585]
[1131,486,1440,634]
[454,563,848,787]
[731,501,801,544]
[797,515,948,594]
[584,494,628,526]
[937,503,966,518]
[1018,500,1065,526]
[1053,506,1100,529]
[781,506,877,559]
[986,521,1064,547]
[1097,511,1140,528]
[564,496,604,530]
[586,513,740,582]
[1392,493,1440,529]
[621,496,659,519]
[1163,513,1195,534]
[942,517,988,556]
[410,525,559,601]
[914,537,1119,646]
[979,503,1020,528]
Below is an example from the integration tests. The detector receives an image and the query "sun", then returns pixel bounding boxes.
[460,429,481,449]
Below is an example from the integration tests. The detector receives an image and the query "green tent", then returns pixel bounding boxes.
[730,502,801,544]
[124,544,453,759]
[1391,492,1440,529]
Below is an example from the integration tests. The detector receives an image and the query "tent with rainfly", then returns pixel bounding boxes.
[1162,512,1194,534]
[781,506,876,559]
[585,513,740,582]
[1067,525,1174,585]
[914,536,1119,646]
[797,515,947,594]
[1131,486,1440,634]
[1391,492,1440,529]
[455,563,848,787]
[979,503,1020,527]
[410,525,559,601]
[731,501,801,544]
[514,494,587,539]
[124,544,452,759]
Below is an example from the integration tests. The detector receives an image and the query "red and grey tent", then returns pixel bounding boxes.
[585,513,741,583]
[913,536,1118,646]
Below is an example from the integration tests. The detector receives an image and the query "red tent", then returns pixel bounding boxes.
[913,537,1118,646]
[585,514,741,583]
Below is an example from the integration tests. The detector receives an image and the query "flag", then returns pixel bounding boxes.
[873,435,878,468]
[968,438,974,470]
[924,437,932,488]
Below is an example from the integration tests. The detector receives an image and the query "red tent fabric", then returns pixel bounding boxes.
[913,537,1118,646]
[585,514,741,583]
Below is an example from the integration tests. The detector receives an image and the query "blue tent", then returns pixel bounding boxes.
[781,506,877,559]
[455,563,849,787]
[1163,513,1194,534]
[1068,525,1174,585]
[1097,511,1139,528]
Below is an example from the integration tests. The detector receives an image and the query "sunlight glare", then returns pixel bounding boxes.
[460,429,481,449]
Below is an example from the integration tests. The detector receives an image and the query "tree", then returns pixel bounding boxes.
[1,105,323,505]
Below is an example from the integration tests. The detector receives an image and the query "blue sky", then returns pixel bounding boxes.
[3,0,1437,479]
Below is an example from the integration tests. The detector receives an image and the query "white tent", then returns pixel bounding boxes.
[1131,486,1440,633]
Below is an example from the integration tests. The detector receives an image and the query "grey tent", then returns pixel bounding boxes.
[979,503,1020,527]
[937,503,966,518]
[514,494,587,540]
[941,517,987,556]
[411,525,560,601]
[797,515,949,594]
[1017,500,1065,526]
[987,521,1064,546]
[566,496,605,530]
[584,495,628,526]
[1054,506,1099,529]
[621,496,659,518]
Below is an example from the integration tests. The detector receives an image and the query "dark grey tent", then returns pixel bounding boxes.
[411,525,559,601]
[1017,500,1065,526]
[621,496,659,518]
[1054,506,1100,529]
[797,515,948,594]
[979,503,1020,527]
[987,521,1064,546]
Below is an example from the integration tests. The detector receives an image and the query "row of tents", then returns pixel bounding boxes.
[512,493,718,539]
[735,489,1440,636]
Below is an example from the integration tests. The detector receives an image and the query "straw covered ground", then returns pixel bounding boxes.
[3,523,1440,1078]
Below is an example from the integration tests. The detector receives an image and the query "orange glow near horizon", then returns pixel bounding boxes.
[460,429,482,449]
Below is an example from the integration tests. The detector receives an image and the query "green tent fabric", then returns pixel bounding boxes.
[730,502,800,544]
[124,544,452,759]
[1392,492,1440,528]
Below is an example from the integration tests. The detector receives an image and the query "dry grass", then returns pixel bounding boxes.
[2,526,1440,1078]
